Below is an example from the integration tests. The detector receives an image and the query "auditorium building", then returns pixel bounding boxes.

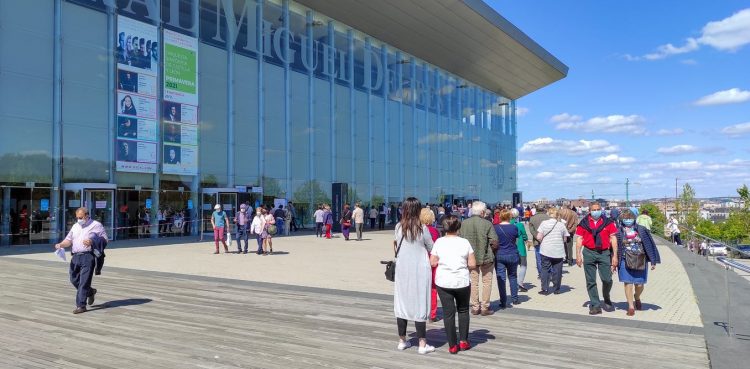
[0,0,567,245]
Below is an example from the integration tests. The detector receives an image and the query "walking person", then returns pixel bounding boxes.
[211,204,230,254]
[430,215,476,354]
[314,205,324,237]
[616,209,661,316]
[421,208,440,322]
[494,209,520,308]
[535,207,569,295]
[274,205,286,236]
[250,207,264,255]
[234,203,251,254]
[667,216,682,247]
[528,205,550,279]
[261,207,276,255]
[510,208,529,292]
[283,205,292,236]
[378,203,386,230]
[287,201,298,232]
[559,205,579,266]
[353,202,365,241]
[54,207,108,314]
[369,206,378,229]
[462,201,498,315]
[323,204,333,239]
[636,209,653,231]
[340,203,353,241]
[393,197,435,354]
[576,202,618,315]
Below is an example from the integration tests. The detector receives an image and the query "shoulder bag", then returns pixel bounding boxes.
[384,235,405,282]
[622,227,646,271]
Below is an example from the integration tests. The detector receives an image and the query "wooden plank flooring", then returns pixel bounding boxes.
[0,258,709,369]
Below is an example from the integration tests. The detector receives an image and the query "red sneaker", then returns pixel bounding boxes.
[448,345,459,354]
[459,341,471,351]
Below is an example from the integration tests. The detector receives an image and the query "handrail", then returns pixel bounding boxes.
[676,225,750,257]
[717,257,750,274]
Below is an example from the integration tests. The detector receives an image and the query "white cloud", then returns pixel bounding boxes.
[639,172,655,179]
[657,144,700,155]
[534,172,555,179]
[648,161,703,170]
[694,88,750,106]
[519,137,619,156]
[656,128,685,136]
[550,113,582,123]
[681,59,698,65]
[566,173,589,179]
[516,107,530,117]
[417,131,463,145]
[626,8,750,61]
[592,154,636,164]
[517,160,543,168]
[554,114,647,135]
[720,122,750,136]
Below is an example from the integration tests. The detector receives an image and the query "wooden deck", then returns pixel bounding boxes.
[0,257,709,368]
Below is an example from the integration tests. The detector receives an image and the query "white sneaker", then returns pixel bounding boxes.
[397,341,412,350]
[418,344,435,354]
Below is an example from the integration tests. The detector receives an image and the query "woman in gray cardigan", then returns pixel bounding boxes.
[615,209,661,316]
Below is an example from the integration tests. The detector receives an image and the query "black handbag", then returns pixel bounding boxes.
[384,235,405,282]
[623,228,646,271]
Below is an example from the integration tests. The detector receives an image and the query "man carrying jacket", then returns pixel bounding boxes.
[576,202,618,315]
[54,207,108,314]
[461,201,498,316]
[559,206,579,266]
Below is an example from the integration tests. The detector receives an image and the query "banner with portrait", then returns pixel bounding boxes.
[115,16,159,173]
[162,29,199,175]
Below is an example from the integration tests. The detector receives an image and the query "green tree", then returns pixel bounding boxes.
[639,203,666,233]
[695,219,722,240]
[371,195,385,207]
[677,183,700,233]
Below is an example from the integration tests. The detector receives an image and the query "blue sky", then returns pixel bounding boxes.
[487,0,750,201]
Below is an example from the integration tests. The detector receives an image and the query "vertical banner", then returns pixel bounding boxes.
[115,16,159,173]
[162,29,199,175]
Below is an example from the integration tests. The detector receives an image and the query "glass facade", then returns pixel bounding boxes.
[0,0,518,245]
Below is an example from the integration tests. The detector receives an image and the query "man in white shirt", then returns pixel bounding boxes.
[352,202,365,241]
[313,205,325,238]
[54,207,108,314]
[668,216,682,246]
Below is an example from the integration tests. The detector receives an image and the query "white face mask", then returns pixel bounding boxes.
[77,218,87,226]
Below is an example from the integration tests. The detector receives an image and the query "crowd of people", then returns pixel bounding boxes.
[390,198,662,354]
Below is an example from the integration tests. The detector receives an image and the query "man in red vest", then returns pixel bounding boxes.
[575,202,618,315]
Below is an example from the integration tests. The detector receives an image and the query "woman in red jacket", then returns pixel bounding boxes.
[421,208,440,322]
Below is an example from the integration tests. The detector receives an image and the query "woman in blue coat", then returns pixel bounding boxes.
[615,209,661,317]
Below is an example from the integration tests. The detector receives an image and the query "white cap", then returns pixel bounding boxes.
[214,204,221,210]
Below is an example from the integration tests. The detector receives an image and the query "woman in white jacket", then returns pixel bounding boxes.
[250,208,264,255]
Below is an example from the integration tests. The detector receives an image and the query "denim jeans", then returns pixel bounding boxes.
[235,224,249,252]
[541,255,564,293]
[495,253,519,306]
[534,245,542,278]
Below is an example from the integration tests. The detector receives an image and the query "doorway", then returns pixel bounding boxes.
[0,186,53,246]
[200,189,238,235]
[63,184,116,240]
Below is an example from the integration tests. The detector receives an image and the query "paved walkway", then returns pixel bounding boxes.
[0,257,709,369]
[2,229,702,327]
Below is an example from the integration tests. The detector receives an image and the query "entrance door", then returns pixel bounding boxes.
[200,190,238,235]
[85,190,114,237]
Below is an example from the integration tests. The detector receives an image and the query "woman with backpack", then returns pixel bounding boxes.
[616,209,661,316]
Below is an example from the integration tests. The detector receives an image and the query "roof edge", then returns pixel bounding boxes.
[462,0,569,77]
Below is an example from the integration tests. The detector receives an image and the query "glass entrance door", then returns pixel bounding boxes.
[85,190,114,237]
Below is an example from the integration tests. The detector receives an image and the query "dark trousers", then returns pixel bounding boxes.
[437,286,471,346]
[315,222,323,237]
[583,248,613,308]
[495,253,519,306]
[235,224,249,252]
[564,236,574,263]
[673,233,682,246]
[378,215,385,229]
[369,218,376,229]
[69,253,95,308]
[397,318,426,339]
[256,234,263,254]
[291,217,298,231]
[355,223,364,240]
[534,245,543,278]
[541,255,564,293]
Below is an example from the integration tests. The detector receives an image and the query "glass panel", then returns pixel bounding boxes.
[234,53,259,186]
[64,190,82,234]
[161,190,191,236]
[62,3,109,182]
[87,190,114,236]
[30,188,53,244]
[8,188,32,245]
[263,63,285,181]
[201,193,216,232]
[199,42,229,187]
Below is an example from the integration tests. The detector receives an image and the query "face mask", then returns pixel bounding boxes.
[590,210,602,219]
[240,209,246,212]
[77,218,87,226]
[622,219,634,226]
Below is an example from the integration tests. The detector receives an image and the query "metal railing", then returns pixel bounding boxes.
[672,226,749,338]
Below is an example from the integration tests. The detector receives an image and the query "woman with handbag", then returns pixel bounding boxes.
[493,209,520,308]
[616,209,661,316]
[393,197,435,354]
[340,204,352,241]
[535,207,569,295]
[261,207,276,255]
